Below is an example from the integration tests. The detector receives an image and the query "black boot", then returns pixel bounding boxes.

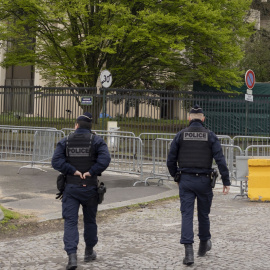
[66,253,77,270]
[183,244,194,266]
[84,246,97,262]
[198,239,212,257]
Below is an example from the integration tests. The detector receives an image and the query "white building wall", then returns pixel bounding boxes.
[34,70,47,87]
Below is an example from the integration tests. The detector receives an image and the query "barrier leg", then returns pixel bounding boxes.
[234,180,248,199]
[17,163,47,174]
[133,176,168,186]
[133,177,151,186]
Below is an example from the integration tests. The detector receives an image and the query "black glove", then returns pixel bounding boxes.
[55,192,63,201]
[174,172,181,183]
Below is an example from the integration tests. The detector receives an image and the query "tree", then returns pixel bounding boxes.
[241,29,270,82]
[0,0,253,90]
[241,0,270,82]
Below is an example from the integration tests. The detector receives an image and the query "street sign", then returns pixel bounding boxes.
[81,96,93,105]
[245,94,253,102]
[100,70,112,88]
[245,69,255,89]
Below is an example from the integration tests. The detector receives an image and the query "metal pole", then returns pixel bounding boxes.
[245,101,248,136]
[102,88,105,131]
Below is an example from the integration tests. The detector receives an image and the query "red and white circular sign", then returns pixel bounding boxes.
[245,69,255,89]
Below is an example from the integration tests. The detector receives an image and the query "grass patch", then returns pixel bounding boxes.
[0,205,38,239]
[0,205,21,225]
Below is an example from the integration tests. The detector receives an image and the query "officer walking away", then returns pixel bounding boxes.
[166,104,230,266]
[52,112,111,270]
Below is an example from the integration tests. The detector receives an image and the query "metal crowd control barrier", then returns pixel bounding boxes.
[95,134,143,182]
[60,128,74,135]
[217,135,232,145]
[0,127,64,173]
[139,136,244,187]
[94,130,135,137]
[61,128,135,138]
[138,133,175,179]
[138,134,233,186]
[138,133,175,163]
[233,136,270,151]
[2,126,270,190]
[18,129,65,173]
[245,145,270,157]
[61,128,136,162]
[217,144,244,188]
[218,144,244,182]
[142,137,174,186]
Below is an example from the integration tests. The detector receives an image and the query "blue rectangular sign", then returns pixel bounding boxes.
[81,96,93,106]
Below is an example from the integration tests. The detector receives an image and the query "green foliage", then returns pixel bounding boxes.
[0,0,253,90]
[241,29,270,82]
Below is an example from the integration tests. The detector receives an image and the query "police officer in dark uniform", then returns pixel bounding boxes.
[167,104,230,266]
[52,112,111,270]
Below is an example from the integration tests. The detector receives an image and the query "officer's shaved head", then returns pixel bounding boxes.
[189,113,204,121]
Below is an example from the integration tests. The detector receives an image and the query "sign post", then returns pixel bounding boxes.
[245,69,255,102]
[244,69,255,135]
[100,70,112,130]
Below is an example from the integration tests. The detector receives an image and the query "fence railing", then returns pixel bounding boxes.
[0,86,270,135]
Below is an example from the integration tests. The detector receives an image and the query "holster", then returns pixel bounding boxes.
[57,173,66,192]
[97,182,106,204]
[211,169,218,189]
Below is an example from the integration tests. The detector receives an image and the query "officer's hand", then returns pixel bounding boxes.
[55,192,63,200]
[223,185,230,195]
[74,170,83,179]
[82,172,91,179]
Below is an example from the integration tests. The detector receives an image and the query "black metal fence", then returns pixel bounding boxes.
[0,86,269,136]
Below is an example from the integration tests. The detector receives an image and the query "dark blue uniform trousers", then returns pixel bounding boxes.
[62,184,98,254]
[179,174,213,244]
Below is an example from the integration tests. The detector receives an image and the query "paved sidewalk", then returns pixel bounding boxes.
[0,188,269,269]
[1,163,268,269]
[0,163,178,221]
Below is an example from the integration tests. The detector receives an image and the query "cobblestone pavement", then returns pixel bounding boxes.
[0,191,270,270]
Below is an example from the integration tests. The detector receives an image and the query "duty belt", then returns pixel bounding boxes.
[181,172,211,178]
[66,176,98,186]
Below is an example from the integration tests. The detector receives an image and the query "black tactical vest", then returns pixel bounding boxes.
[178,125,212,169]
[66,132,97,183]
